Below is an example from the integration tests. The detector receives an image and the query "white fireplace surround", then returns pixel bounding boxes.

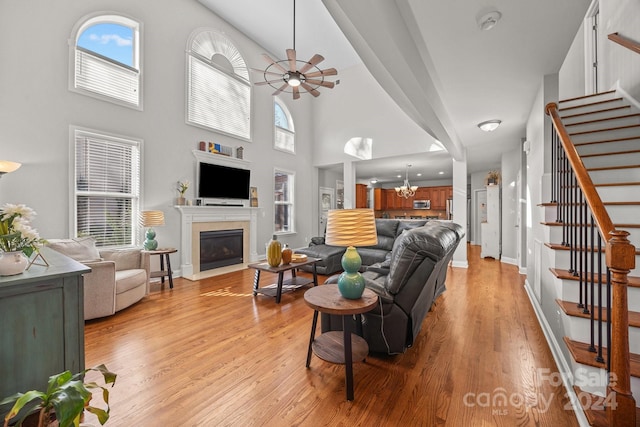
[176,206,258,280]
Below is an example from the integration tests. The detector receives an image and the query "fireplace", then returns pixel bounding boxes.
[200,229,243,271]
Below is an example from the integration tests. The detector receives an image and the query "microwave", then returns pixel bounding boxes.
[413,200,430,209]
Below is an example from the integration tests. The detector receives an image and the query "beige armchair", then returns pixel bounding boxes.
[47,238,150,320]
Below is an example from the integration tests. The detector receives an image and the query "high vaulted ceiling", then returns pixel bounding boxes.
[198,0,591,184]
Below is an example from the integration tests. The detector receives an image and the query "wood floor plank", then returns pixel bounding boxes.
[83,245,580,426]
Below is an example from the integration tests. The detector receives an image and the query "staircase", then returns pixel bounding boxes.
[544,90,640,426]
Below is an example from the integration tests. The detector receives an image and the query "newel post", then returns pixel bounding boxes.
[605,230,636,427]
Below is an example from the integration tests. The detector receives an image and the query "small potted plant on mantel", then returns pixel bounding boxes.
[0,364,116,427]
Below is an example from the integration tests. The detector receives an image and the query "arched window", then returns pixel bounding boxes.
[187,30,251,140]
[274,98,295,153]
[70,14,142,108]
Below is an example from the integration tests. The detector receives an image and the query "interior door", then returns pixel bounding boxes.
[319,187,334,236]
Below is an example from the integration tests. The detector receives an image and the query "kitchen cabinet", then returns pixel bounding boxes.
[384,189,397,210]
[355,184,368,208]
[374,188,383,210]
[431,187,449,210]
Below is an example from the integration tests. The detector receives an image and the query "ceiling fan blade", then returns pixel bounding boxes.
[293,86,300,100]
[286,49,297,72]
[272,83,289,97]
[305,79,335,89]
[299,54,324,74]
[300,82,320,97]
[262,53,287,74]
[251,68,283,78]
[305,68,338,78]
[255,79,284,86]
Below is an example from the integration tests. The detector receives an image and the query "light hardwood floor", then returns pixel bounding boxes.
[83,244,579,426]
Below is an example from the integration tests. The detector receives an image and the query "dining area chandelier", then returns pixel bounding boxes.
[395,164,418,198]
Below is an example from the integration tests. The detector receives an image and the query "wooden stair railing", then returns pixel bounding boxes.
[546,102,636,427]
[608,32,640,55]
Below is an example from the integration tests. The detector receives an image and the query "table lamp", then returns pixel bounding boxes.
[0,160,21,178]
[140,210,165,250]
[325,209,378,299]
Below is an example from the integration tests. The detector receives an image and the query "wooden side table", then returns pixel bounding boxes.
[144,248,177,289]
[304,284,378,401]
[248,257,319,303]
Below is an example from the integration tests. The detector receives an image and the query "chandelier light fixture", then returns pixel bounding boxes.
[395,164,418,198]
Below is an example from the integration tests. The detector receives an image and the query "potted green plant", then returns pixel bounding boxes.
[1,365,116,427]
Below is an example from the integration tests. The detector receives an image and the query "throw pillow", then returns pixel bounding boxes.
[46,237,101,262]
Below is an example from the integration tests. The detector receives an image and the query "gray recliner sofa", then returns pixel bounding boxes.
[322,221,464,354]
[296,219,428,275]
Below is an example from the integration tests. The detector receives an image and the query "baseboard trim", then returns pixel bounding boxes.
[501,256,517,266]
[519,266,527,275]
[451,260,469,268]
[523,280,591,427]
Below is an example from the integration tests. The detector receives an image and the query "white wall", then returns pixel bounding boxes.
[559,21,587,99]
[600,0,640,98]
[501,147,521,264]
[0,0,319,267]
[311,63,439,167]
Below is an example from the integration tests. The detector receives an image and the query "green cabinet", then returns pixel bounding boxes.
[0,248,89,409]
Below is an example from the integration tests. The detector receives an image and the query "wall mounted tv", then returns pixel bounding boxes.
[197,162,250,200]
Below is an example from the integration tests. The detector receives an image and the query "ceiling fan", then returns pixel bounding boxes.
[254,0,338,100]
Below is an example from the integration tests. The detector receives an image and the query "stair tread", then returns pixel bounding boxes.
[565,113,640,127]
[563,337,640,378]
[587,164,640,171]
[550,268,640,288]
[556,299,640,327]
[545,243,640,256]
[559,90,617,104]
[562,105,631,120]
[559,97,623,112]
[570,123,640,136]
[571,386,640,427]
[581,148,640,158]
[542,221,640,229]
[575,135,640,146]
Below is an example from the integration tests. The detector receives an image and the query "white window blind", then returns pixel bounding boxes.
[274,170,294,233]
[75,48,139,106]
[188,56,251,139]
[74,129,140,247]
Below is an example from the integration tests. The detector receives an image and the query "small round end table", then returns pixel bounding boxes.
[304,284,378,401]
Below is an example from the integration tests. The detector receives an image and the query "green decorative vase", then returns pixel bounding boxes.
[144,228,158,250]
[337,246,365,299]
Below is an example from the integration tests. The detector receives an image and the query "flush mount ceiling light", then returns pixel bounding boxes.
[477,10,502,31]
[254,0,338,100]
[478,119,502,132]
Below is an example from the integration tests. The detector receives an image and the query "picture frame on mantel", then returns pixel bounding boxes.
[250,186,258,207]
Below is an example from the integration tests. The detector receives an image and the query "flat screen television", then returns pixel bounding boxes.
[197,162,250,200]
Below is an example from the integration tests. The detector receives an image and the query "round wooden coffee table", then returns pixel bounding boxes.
[304,284,378,401]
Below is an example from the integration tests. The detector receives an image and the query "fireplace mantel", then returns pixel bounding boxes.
[176,206,258,280]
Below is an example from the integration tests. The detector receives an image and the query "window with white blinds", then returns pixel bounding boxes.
[73,128,141,247]
[274,99,295,153]
[75,47,139,105]
[70,15,141,109]
[186,30,251,140]
[274,169,295,233]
